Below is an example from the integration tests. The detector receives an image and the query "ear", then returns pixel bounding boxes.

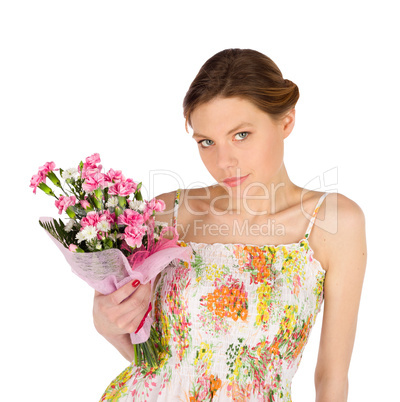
[281,108,296,139]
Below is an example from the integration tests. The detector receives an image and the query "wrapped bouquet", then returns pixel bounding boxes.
[30,153,191,367]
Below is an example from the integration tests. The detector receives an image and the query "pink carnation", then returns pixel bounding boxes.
[80,153,102,180]
[143,198,165,220]
[82,172,105,192]
[147,198,166,212]
[108,179,137,197]
[30,161,57,194]
[118,209,144,227]
[82,165,102,180]
[38,161,56,175]
[55,195,77,215]
[124,225,146,248]
[30,173,44,194]
[80,199,91,210]
[105,168,125,184]
[81,211,101,228]
[85,153,101,166]
[100,210,116,225]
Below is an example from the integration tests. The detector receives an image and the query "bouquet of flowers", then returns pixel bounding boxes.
[30,153,191,367]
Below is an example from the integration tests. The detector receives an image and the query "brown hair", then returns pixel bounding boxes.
[183,48,299,131]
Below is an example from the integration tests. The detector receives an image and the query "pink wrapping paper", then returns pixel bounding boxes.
[40,217,192,344]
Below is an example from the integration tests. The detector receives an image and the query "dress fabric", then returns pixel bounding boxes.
[100,190,329,402]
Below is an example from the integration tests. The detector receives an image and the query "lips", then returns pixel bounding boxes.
[222,174,249,187]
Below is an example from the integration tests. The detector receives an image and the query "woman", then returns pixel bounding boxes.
[95,48,367,401]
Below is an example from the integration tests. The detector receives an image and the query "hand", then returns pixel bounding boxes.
[93,280,152,339]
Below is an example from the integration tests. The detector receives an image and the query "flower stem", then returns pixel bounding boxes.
[132,326,167,368]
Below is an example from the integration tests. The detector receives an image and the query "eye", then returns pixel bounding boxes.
[234,132,249,141]
[198,139,214,148]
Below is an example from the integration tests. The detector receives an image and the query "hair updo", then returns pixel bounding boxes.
[183,48,299,131]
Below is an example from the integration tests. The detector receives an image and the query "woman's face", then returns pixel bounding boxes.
[190,96,295,197]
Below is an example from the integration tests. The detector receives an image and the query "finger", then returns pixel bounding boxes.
[118,282,151,314]
[113,282,151,324]
[108,279,142,306]
[118,298,152,334]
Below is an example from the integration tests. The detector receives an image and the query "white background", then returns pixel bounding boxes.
[1,1,399,401]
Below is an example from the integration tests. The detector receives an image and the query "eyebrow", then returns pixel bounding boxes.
[192,122,254,139]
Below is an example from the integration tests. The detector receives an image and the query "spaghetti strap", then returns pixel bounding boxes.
[172,189,182,229]
[304,192,330,240]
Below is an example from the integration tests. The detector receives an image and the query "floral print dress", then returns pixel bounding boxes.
[100,190,329,402]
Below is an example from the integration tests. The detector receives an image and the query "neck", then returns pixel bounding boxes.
[212,170,301,217]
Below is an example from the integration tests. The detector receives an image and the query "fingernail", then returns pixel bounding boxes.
[135,303,152,334]
[132,280,140,287]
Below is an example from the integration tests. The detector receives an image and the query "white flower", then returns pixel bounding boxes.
[129,199,146,212]
[155,220,168,227]
[80,225,98,242]
[61,168,79,180]
[106,196,119,208]
[75,231,86,243]
[96,220,110,232]
[65,219,76,232]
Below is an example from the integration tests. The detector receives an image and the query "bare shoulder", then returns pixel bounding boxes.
[323,192,367,271]
[175,186,217,215]
[325,192,366,239]
[151,187,214,239]
[336,192,365,220]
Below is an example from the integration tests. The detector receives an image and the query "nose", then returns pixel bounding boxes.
[216,144,238,170]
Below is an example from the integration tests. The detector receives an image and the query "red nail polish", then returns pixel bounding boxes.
[132,280,140,287]
[135,303,152,334]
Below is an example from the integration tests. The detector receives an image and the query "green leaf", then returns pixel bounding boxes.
[66,206,76,219]
[92,196,102,209]
[39,219,68,248]
[39,217,81,250]
[94,188,102,200]
[115,206,123,218]
[103,238,113,249]
[118,196,126,208]
[103,187,109,204]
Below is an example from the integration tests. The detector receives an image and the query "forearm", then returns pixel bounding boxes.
[103,333,134,362]
[315,376,348,402]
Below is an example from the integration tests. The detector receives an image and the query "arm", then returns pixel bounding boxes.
[314,195,367,401]
[92,190,176,361]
